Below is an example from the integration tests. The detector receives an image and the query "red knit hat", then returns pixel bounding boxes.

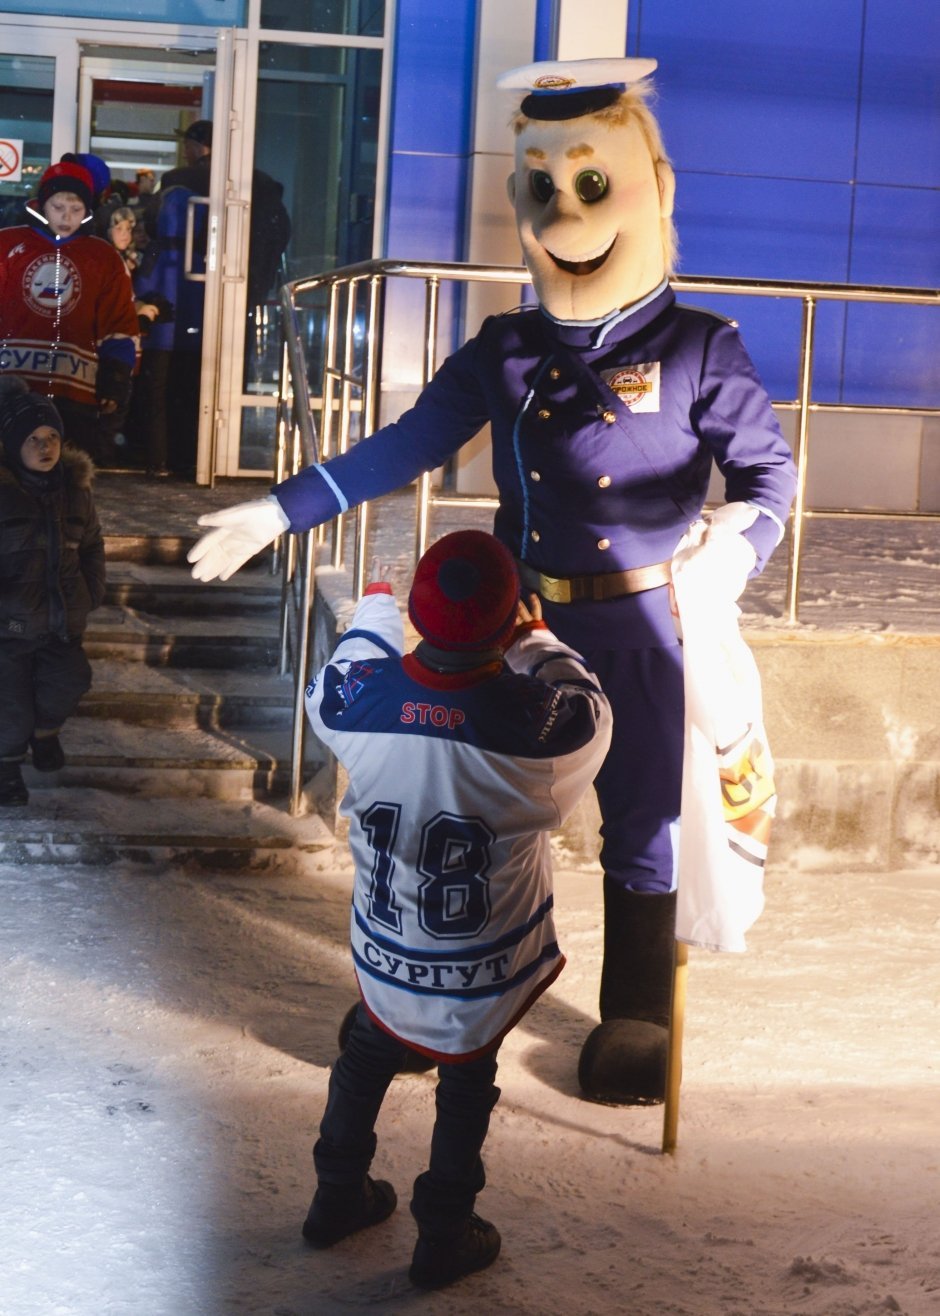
[408,531,520,652]
[38,161,95,214]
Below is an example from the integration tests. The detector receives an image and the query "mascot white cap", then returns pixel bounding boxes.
[498,57,676,321]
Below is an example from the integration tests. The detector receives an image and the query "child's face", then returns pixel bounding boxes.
[20,426,62,472]
[42,192,88,237]
[110,217,134,251]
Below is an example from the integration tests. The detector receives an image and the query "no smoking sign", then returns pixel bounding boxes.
[0,139,24,182]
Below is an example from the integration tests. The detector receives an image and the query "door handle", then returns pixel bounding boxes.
[222,197,250,284]
[184,195,210,283]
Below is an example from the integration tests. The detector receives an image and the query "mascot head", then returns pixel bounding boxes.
[499,58,676,323]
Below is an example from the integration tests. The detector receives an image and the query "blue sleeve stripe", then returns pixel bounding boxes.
[315,462,348,513]
[751,502,786,544]
[340,628,400,658]
[99,338,137,366]
[353,893,554,962]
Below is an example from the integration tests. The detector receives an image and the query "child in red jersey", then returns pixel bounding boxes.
[0,161,139,463]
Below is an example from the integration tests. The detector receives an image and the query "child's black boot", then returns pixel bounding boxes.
[30,732,65,773]
[0,759,29,806]
[409,1214,501,1289]
[301,1175,397,1248]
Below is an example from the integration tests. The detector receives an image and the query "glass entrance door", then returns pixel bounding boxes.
[0,22,228,482]
[0,28,80,227]
[214,37,385,475]
[0,52,55,229]
[1,12,391,483]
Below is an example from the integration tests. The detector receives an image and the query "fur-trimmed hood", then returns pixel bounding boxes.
[0,443,95,491]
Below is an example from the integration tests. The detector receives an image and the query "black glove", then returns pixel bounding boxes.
[145,293,175,324]
[96,357,133,414]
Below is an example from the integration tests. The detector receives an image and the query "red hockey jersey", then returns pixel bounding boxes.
[0,224,138,406]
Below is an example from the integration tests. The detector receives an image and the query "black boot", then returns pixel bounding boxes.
[0,760,28,806]
[578,883,677,1105]
[31,733,65,773]
[301,1175,397,1248]
[409,1214,501,1289]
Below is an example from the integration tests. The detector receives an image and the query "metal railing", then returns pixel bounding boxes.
[275,258,939,813]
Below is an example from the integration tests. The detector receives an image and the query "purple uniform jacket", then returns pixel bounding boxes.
[275,283,797,650]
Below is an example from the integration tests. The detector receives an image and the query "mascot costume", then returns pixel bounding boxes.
[190,58,797,1105]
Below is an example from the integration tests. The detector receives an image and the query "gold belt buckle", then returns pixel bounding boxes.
[537,572,572,604]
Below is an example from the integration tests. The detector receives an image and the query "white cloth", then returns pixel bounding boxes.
[671,518,777,952]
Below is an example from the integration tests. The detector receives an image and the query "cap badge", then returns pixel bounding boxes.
[534,75,575,90]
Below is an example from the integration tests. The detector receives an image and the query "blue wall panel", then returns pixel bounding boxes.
[673,170,855,401]
[384,0,478,281]
[857,0,940,188]
[384,1,937,408]
[630,0,864,180]
[842,184,940,406]
[389,0,477,157]
[384,151,469,261]
[673,293,846,407]
[675,174,853,283]
[842,304,938,407]
[625,0,938,406]
[849,185,940,289]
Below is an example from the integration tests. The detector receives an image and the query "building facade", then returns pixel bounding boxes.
[1,0,937,506]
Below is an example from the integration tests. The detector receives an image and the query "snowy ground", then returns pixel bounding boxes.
[2,496,937,1313]
[1,845,937,1316]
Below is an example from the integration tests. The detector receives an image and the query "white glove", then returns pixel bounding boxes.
[188,495,291,582]
[672,503,759,603]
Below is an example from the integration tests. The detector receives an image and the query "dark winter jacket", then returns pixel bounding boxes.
[133,186,206,355]
[0,446,106,641]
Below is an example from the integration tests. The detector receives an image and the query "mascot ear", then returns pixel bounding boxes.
[656,160,676,220]
[506,173,516,205]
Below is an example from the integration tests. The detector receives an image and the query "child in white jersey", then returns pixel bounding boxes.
[301,530,612,1289]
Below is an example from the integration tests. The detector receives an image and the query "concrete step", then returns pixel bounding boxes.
[21,720,316,802]
[77,660,293,729]
[0,786,333,869]
[104,534,197,565]
[88,602,278,637]
[84,623,280,668]
[104,575,280,618]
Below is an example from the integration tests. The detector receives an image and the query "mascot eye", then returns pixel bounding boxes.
[574,169,608,203]
[529,170,555,203]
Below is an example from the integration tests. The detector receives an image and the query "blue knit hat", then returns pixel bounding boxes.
[61,151,112,204]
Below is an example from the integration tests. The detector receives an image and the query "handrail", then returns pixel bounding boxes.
[275,259,939,814]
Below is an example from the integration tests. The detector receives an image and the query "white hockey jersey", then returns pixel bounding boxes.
[305,591,612,1062]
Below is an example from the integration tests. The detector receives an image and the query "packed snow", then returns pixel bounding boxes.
[1,845,937,1316]
[2,498,937,1314]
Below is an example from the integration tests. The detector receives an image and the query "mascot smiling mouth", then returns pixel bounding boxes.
[546,236,616,277]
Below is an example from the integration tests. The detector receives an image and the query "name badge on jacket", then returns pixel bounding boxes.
[600,361,661,414]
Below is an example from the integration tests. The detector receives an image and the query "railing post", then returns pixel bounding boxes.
[785,295,817,624]
[415,274,441,562]
[321,279,341,555]
[340,279,363,587]
[288,527,317,816]
[271,336,290,577]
